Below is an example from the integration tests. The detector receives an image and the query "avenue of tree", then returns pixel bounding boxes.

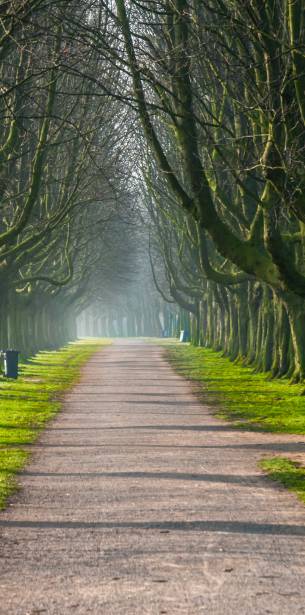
[2,1,305,383]
[0,1,168,354]
[113,0,305,382]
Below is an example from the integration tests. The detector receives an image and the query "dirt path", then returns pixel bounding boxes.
[1,340,305,614]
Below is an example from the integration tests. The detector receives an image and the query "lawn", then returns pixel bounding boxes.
[166,345,305,434]
[260,457,305,505]
[0,339,107,509]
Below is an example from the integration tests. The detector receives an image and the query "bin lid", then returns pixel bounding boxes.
[2,349,20,354]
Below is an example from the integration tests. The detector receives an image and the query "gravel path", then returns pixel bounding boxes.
[1,340,305,614]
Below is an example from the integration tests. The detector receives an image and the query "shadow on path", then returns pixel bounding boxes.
[1,519,305,536]
[21,470,264,486]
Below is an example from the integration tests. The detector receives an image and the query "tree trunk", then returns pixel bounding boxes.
[284,294,305,382]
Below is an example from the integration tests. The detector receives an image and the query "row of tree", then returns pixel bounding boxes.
[107,0,305,382]
[0,1,146,355]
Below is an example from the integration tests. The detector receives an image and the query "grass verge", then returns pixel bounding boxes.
[0,339,107,509]
[166,344,305,433]
[260,457,305,504]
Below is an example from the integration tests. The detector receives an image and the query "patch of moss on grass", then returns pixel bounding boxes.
[167,345,305,434]
[0,339,108,509]
[260,457,305,504]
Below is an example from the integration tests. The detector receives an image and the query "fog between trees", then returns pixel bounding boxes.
[1,1,305,381]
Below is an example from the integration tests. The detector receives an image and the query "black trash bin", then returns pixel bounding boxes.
[1,350,20,379]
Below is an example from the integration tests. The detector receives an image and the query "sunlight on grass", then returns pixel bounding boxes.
[167,345,305,433]
[0,448,28,508]
[0,339,108,509]
[260,457,305,504]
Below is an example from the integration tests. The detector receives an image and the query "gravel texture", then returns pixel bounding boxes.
[1,340,305,614]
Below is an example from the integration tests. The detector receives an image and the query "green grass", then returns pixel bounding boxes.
[260,457,305,504]
[0,339,108,508]
[167,344,305,434]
